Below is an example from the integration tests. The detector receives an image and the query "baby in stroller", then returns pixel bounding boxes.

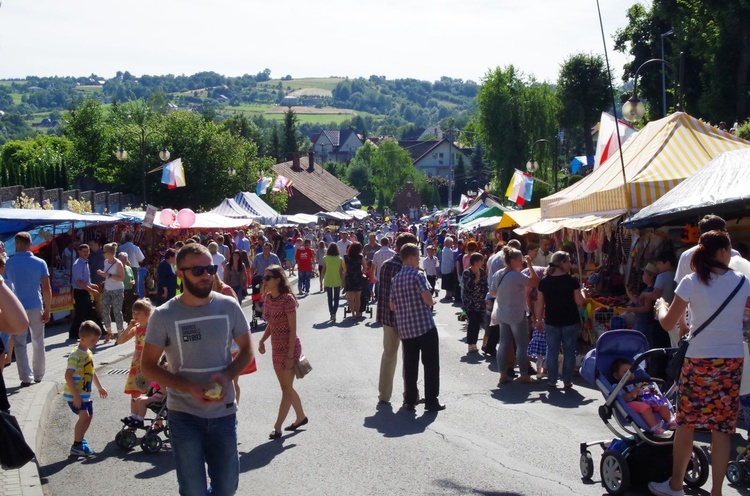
[250,274,265,329]
[579,330,709,494]
[611,358,675,437]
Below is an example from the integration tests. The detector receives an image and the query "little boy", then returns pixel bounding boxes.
[422,245,440,297]
[63,320,108,456]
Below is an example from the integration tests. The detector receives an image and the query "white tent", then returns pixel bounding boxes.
[233,192,283,225]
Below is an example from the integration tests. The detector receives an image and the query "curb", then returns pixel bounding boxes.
[19,381,59,496]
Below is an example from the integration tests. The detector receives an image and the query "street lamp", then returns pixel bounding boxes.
[527,138,559,191]
[115,132,170,205]
[661,30,674,117]
[622,55,682,122]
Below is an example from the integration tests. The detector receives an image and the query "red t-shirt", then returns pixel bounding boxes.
[295,248,314,271]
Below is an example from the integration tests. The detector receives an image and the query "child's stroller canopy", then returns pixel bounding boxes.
[580,329,649,386]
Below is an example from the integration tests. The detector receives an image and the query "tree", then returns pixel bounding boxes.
[615,1,750,123]
[557,53,610,158]
[475,66,560,190]
[268,125,282,162]
[369,139,419,203]
[282,108,299,161]
[346,159,373,205]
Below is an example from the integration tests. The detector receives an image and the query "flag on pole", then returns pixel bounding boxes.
[256,177,272,195]
[160,158,186,189]
[459,194,470,210]
[505,170,534,206]
[594,113,636,169]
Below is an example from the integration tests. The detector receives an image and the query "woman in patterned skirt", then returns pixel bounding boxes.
[257,265,308,440]
[650,230,750,496]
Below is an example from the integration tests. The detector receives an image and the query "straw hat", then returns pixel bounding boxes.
[643,262,659,275]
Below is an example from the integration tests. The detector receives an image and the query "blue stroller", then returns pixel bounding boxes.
[579,330,709,495]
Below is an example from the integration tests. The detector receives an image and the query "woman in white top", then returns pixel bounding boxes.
[650,231,750,496]
[97,242,125,342]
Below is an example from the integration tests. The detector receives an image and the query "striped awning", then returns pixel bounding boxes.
[514,212,623,235]
[541,112,750,218]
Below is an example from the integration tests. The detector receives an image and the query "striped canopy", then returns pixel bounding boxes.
[541,112,750,219]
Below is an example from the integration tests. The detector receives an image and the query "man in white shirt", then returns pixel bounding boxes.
[532,236,553,267]
[336,232,352,256]
[208,242,227,281]
[440,237,456,299]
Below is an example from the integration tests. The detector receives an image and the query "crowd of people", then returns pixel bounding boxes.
[2,212,750,496]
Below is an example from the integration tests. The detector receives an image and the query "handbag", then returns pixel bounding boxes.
[666,274,746,382]
[294,355,312,379]
[0,412,35,470]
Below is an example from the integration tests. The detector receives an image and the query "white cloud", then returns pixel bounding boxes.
[0,0,638,83]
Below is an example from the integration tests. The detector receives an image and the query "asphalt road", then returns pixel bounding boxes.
[38,289,746,496]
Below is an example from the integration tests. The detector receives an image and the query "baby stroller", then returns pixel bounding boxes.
[250,274,264,330]
[578,329,709,495]
[343,274,373,319]
[115,385,170,454]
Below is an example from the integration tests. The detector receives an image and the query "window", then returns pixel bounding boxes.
[439,153,444,165]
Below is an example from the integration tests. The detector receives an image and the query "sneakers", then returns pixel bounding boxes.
[650,420,669,437]
[70,443,96,457]
[647,478,684,496]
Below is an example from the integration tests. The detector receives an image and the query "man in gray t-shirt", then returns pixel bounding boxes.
[143,243,253,496]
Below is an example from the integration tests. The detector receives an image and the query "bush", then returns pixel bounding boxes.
[737,120,750,141]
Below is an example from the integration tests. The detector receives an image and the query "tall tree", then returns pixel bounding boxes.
[282,107,299,161]
[475,66,560,190]
[370,139,419,201]
[557,53,611,158]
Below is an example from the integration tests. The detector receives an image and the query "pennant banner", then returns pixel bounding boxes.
[594,112,636,169]
[505,169,534,206]
[160,158,186,189]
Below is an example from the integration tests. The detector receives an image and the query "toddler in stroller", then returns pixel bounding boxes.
[115,381,169,454]
[579,330,709,495]
[611,358,675,437]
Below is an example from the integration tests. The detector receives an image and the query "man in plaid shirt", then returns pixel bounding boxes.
[390,243,444,412]
[376,233,417,405]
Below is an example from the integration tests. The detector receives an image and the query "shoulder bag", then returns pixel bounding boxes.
[666,274,746,382]
[294,355,312,379]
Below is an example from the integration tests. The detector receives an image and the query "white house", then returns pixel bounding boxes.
[401,139,472,178]
[311,130,364,164]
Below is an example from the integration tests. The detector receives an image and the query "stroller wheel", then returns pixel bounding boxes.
[600,450,630,495]
[141,433,163,454]
[684,445,709,488]
[727,460,747,485]
[115,429,138,450]
[580,451,594,480]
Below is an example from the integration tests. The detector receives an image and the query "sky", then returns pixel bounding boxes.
[0,0,640,84]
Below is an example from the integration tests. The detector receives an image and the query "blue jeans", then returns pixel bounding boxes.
[298,271,311,293]
[545,323,579,385]
[169,410,238,496]
[326,287,340,315]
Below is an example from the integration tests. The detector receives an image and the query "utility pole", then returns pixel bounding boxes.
[447,127,453,208]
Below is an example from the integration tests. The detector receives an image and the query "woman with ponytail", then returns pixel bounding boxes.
[650,230,750,496]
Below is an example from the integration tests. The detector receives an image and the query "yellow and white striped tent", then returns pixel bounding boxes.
[541,112,750,219]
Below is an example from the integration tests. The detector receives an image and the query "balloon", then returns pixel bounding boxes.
[159,208,177,226]
[177,208,196,228]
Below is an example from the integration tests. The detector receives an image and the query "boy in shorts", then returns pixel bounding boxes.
[63,320,108,456]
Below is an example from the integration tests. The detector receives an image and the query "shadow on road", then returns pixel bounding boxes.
[538,385,595,409]
[432,479,525,495]
[362,403,436,438]
[239,434,300,472]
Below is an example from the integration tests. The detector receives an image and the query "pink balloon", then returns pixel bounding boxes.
[159,208,177,226]
[177,208,196,228]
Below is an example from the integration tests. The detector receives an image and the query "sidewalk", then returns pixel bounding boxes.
[0,275,297,496]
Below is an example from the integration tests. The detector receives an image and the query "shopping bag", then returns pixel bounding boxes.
[0,411,35,470]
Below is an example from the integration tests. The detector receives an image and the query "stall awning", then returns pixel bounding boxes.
[208,198,258,219]
[541,112,750,218]
[624,148,750,227]
[116,211,252,229]
[345,209,369,220]
[497,208,541,229]
[0,209,120,235]
[286,213,319,225]
[515,212,623,235]
[458,215,504,232]
[459,205,503,225]
[318,211,353,221]
[233,192,282,225]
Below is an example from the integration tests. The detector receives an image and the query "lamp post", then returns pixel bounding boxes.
[622,54,683,122]
[660,30,674,117]
[526,138,558,191]
[115,129,170,205]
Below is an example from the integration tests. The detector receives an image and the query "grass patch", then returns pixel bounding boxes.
[262,113,363,125]
[10,93,22,104]
[260,77,345,92]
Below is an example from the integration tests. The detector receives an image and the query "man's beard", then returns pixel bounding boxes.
[182,276,212,298]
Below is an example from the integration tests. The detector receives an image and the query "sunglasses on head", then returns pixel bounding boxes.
[263,274,279,281]
[179,265,218,276]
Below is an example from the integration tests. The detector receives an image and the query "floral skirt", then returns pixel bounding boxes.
[676,357,743,433]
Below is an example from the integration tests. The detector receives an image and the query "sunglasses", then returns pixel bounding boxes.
[263,275,280,281]
[179,265,218,276]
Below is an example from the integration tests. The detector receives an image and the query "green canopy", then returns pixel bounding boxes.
[458,205,503,225]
